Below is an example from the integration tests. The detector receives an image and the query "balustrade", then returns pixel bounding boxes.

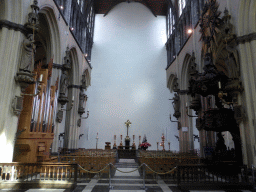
[0,162,77,189]
[56,149,117,179]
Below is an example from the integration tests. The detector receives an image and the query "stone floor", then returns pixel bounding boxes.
[0,159,254,192]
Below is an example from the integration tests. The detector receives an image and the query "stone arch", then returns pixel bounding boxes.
[180,53,191,90]
[180,53,197,152]
[82,68,91,90]
[34,5,62,154]
[69,48,80,85]
[63,47,81,150]
[103,2,157,17]
[238,0,256,36]
[236,0,256,166]
[39,5,61,65]
[167,74,178,93]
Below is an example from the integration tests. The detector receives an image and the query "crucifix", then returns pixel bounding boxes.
[124,120,132,136]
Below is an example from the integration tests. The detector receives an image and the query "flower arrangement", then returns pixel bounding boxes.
[140,142,151,148]
[140,135,151,150]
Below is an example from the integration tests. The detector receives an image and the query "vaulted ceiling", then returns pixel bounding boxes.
[94,0,169,17]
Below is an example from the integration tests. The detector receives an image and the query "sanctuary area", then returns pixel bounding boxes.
[0,0,255,191]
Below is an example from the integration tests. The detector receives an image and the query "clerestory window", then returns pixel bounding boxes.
[178,0,186,16]
[167,7,175,38]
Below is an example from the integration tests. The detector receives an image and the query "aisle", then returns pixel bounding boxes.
[81,159,168,192]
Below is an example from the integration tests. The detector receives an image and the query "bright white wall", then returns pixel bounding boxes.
[79,2,179,151]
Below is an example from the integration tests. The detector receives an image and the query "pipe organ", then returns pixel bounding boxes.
[13,67,57,163]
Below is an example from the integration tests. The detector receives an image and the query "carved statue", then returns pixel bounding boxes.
[78,88,86,116]
[19,34,36,72]
[59,70,69,96]
[172,93,180,113]
[201,53,218,80]
[172,77,179,92]
[25,0,40,30]
[81,71,87,89]
[142,135,147,143]
[189,52,198,77]
[215,132,227,153]
[189,53,228,97]
[78,89,86,110]
[63,47,71,70]
[28,10,39,26]
[172,93,181,119]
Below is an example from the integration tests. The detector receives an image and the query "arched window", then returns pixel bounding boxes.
[80,0,84,13]
[167,7,175,38]
[179,0,186,16]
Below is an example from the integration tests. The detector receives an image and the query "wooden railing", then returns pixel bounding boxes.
[59,150,117,179]
[138,151,200,174]
[0,161,253,191]
[175,165,251,190]
[138,150,199,158]
[137,151,253,191]
[0,162,77,189]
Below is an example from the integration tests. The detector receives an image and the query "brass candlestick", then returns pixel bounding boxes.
[120,135,123,146]
[132,135,135,147]
[138,135,141,149]
[161,133,165,151]
[113,135,117,149]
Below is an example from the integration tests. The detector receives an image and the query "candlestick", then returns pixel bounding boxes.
[138,135,141,149]
[39,74,43,82]
[161,133,165,151]
[132,135,135,147]
[113,135,116,149]
[96,132,99,150]
[120,135,123,146]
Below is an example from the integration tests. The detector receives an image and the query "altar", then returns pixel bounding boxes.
[117,147,136,159]
[117,120,137,159]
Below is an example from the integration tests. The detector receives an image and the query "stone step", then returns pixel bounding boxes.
[115,163,138,168]
[115,159,139,168]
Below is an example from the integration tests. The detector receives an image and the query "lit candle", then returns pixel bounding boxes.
[39,74,43,82]
[218,81,221,89]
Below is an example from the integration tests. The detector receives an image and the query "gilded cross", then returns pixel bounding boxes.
[124,120,132,136]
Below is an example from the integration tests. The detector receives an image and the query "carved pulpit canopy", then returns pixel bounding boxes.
[188,53,228,97]
[190,1,243,99]
[199,0,222,53]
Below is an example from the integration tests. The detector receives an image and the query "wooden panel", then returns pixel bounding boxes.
[14,69,55,163]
